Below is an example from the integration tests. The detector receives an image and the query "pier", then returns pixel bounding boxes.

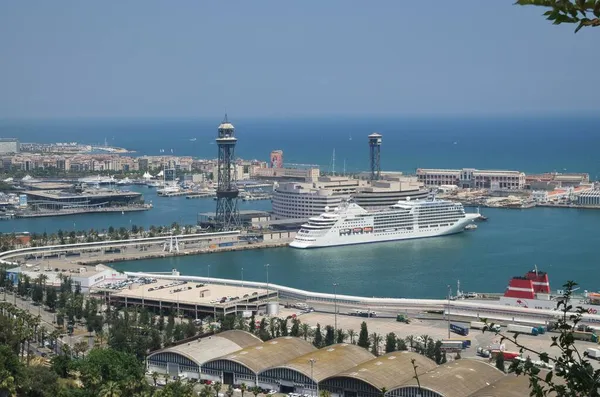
[13,204,151,218]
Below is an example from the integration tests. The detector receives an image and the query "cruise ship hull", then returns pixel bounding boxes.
[290,213,478,249]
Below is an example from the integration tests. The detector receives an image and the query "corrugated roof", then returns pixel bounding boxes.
[268,344,375,382]
[324,351,437,390]
[148,330,262,366]
[216,336,317,374]
[469,372,559,397]
[396,359,505,397]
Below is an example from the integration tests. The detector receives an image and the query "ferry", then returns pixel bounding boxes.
[289,197,480,249]
[493,267,600,314]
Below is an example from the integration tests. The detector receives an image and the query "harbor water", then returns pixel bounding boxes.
[111,207,600,299]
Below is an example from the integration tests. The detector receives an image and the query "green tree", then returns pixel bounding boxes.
[324,325,335,346]
[213,381,222,397]
[300,323,310,341]
[357,322,369,349]
[51,353,72,378]
[98,380,122,397]
[370,333,381,356]
[434,340,443,364]
[397,338,408,351]
[45,288,57,311]
[258,318,270,341]
[290,318,300,337]
[241,383,247,397]
[336,329,346,344]
[152,371,159,387]
[495,352,505,372]
[20,365,60,397]
[313,323,323,348]
[249,314,256,333]
[385,332,397,353]
[347,329,356,344]
[279,318,289,336]
[77,348,145,395]
[517,0,600,33]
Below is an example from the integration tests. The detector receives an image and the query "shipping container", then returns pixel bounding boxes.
[507,324,539,336]
[450,323,469,336]
[470,321,500,332]
[573,331,599,343]
[447,338,472,348]
[585,348,600,360]
[441,340,464,350]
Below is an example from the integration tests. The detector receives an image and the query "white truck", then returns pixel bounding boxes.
[470,321,501,332]
[585,348,600,360]
[507,324,539,336]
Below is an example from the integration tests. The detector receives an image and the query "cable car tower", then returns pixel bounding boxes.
[214,114,240,230]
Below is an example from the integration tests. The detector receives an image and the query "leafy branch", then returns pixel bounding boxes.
[516,0,600,32]
[483,281,600,396]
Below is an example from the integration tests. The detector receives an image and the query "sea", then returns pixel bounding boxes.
[1,115,599,299]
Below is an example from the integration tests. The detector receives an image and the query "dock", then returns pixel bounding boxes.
[14,205,152,218]
[186,193,216,199]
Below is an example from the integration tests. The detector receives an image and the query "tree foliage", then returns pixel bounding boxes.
[516,0,600,32]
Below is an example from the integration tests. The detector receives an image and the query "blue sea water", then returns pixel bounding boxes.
[1,115,599,178]
[2,115,600,299]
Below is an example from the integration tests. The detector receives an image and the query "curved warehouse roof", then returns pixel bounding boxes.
[263,343,376,382]
[207,336,316,374]
[469,372,559,397]
[392,359,505,397]
[323,351,437,391]
[148,330,262,366]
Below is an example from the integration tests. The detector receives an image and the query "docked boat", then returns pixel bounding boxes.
[495,267,600,313]
[289,198,480,249]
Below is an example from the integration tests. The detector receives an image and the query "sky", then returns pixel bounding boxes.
[0,1,598,119]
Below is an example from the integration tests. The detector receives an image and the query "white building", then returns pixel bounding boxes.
[417,168,526,190]
[252,166,320,182]
[7,264,127,292]
[577,190,600,206]
[0,138,20,154]
[272,175,427,219]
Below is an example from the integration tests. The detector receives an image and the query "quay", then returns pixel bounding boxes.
[14,204,151,218]
[186,193,216,199]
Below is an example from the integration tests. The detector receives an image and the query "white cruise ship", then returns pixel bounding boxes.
[289,198,480,249]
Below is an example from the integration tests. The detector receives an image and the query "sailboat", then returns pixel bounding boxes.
[190,138,197,142]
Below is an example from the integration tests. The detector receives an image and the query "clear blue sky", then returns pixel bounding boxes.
[0,1,597,118]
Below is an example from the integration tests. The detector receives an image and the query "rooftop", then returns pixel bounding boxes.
[111,279,269,306]
[395,359,505,397]
[273,343,375,382]
[211,336,316,374]
[148,330,262,366]
[326,351,437,391]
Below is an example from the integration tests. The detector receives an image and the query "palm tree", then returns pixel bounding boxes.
[226,385,234,397]
[163,373,170,385]
[300,323,310,340]
[200,385,213,397]
[370,333,382,356]
[405,335,415,351]
[251,386,261,397]
[213,381,223,396]
[152,371,159,387]
[241,383,247,397]
[99,380,122,397]
[347,329,356,344]
[319,391,331,397]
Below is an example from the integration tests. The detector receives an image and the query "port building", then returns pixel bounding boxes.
[417,168,526,190]
[146,334,530,397]
[258,343,375,395]
[24,189,142,210]
[201,336,316,385]
[320,352,436,397]
[0,138,20,154]
[272,176,427,219]
[147,330,263,378]
[577,189,600,206]
[386,360,504,397]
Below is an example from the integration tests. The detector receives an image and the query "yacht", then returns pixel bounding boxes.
[289,198,479,249]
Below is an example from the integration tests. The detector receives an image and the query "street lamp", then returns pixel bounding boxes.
[309,358,317,397]
[265,264,270,302]
[333,282,339,332]
[447,284,451,339]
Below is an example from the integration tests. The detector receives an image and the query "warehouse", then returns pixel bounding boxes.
[320,352,437,397]
[258,343,375,395]
[387,359,504,397]
[146,330,262,379]
[201,337,316,386]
